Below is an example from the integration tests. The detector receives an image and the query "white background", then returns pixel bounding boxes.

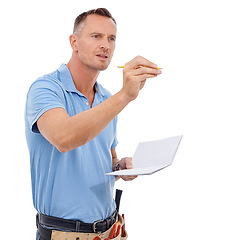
[1,0,235,239]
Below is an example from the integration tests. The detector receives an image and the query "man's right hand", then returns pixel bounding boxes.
[121,55,162,101]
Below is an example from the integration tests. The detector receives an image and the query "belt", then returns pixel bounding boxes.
[36,211,117,234]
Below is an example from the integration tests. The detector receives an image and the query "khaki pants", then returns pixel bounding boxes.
[51,214,128,240]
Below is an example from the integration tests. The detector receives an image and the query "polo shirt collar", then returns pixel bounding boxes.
[58,64,105,97]
[95,81,105,97]
[58,63,80,94]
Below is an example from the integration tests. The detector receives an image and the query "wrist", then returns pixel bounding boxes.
[113,161,120,171]
[118,89,134,104]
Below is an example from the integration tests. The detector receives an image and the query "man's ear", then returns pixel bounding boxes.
[69,34,79,51]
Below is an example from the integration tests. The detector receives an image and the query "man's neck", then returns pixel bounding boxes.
[66,56,100,98]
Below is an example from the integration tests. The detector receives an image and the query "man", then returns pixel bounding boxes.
[25,8,162,240]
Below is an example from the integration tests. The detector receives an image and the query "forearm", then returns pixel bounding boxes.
[50,90,130,152]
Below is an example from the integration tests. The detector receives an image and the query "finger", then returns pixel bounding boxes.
[133,66,160,76]
[121,175,138,181]
[120,157,132,168]
[120,175,129,181]
[126,163,133,169]
[132,73,159,84]
[129,176,138,181]
[125,55,158,70]
[128,175,138,180]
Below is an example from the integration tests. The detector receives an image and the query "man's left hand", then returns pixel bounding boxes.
[119,157,138,181]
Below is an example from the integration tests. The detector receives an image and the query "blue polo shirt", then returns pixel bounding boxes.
[25,64,118,223]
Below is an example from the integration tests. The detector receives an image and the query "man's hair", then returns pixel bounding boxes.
[73,8,116,34]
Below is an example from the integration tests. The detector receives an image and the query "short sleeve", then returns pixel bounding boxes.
[111,116,118,149]
[111,136,118,150]
[26,77,65,133]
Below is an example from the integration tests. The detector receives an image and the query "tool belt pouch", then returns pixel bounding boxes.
[117,213,128,240]
[50,214,128,240]
[120,230,128,240]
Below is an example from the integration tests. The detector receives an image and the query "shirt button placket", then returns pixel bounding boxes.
[84,98,90,108]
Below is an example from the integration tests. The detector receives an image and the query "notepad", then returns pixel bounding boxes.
[106,135,183,176]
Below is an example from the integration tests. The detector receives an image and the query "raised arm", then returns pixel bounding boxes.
[37,56,161,152]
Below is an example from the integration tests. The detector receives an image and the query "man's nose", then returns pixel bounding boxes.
[100,38,110,50]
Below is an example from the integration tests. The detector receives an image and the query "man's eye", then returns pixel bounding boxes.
[92,35,99,39]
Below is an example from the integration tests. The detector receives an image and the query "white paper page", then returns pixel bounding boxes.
[106,135,183,176]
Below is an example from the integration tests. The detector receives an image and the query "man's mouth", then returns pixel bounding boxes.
[96,53,109,61]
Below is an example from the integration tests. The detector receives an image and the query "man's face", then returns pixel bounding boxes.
[75,14,117,71]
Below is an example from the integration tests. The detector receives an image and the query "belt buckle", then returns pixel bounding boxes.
[92,219,103,233]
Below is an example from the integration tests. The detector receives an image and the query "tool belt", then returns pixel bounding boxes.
[37,212,127,240]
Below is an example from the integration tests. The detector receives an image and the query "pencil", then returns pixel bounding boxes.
[117,66,162,70]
